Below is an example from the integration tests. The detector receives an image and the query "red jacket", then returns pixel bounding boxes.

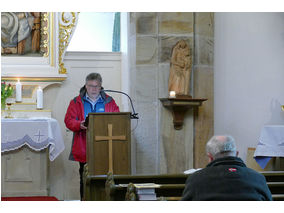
[64,91,119,162]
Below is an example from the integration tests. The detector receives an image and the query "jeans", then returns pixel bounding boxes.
[79,162,86,200]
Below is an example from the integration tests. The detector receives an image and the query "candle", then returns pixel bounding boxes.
[169,91,176,98]
[36,86,43,109]
[16,79,22,102]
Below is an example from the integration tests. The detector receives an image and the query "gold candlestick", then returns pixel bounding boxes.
[5,103,13,118]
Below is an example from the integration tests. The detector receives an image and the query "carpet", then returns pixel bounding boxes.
[1,196,59,201]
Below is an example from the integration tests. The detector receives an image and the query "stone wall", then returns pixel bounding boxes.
[129,12,214,174]
[193,13,214,168]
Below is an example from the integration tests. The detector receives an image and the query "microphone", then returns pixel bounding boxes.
[102,89,139,119]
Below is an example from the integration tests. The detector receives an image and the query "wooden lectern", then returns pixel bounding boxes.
[86,112,131,175]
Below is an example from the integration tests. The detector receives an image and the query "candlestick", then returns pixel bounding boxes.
[169,91,176,98]
[5,103,13,118]
[36,86,43,109]
[15,79,22,102]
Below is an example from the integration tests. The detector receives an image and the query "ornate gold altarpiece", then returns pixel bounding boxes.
[1,12,79,110]
[1,12,79,85]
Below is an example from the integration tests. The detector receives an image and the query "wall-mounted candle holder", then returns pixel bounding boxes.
[160,96,207,130]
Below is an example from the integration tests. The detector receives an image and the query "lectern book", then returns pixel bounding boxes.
[86,112,131,175]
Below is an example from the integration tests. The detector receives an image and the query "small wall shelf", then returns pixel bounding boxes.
[159,97,207,130]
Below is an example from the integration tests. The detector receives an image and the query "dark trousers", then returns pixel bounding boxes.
[79,162,86,201]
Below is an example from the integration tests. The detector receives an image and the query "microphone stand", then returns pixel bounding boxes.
[102,89,139,119]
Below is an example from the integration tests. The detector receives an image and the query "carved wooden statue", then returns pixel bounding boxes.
[168,40,192,96]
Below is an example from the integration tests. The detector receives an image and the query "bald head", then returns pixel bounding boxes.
[206,135,237,161]
[215,136,227,142]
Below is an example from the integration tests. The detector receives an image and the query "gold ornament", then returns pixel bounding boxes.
[40,12,49,57]
[58,12,78,74]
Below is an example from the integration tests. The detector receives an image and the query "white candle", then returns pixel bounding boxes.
[16,79,22,102]
[169,91,176,98]
[36,86,43,109]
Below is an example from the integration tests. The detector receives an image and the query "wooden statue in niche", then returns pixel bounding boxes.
[1,12,41,55]
[168,40,192,97]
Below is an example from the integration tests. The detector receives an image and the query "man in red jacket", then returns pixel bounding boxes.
[64,72,119,200]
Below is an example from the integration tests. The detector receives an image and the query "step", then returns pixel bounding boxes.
[3,102,38,110]
[2,110,51,118]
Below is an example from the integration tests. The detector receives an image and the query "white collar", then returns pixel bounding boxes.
[86,93,101,102]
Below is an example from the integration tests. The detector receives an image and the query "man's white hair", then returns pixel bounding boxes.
[206,135,237,159]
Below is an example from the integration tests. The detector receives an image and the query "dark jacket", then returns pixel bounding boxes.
[64,88,119,163]
[181,156,272,201]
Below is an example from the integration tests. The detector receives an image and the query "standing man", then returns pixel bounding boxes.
[181,135,272,201]
[64,73,119,200]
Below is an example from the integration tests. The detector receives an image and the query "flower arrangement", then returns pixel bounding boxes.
[1,82,14,110]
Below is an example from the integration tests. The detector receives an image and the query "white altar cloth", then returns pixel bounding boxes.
[1,117,65,161]
[254,125,284,168]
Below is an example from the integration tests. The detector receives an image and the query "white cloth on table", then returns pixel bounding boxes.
[1,117,65,161]
[254,125,284,169]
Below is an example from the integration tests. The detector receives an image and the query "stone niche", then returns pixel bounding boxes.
[130,12,214,174]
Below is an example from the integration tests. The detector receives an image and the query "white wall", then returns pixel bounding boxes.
[120,12,137,174]
[214,12,284,161]
[120,12,131,112]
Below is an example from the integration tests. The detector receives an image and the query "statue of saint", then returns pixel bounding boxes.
[168,40,192,96]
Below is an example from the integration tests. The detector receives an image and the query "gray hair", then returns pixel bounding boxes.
[85,73,102,84]
[206,135,237,159]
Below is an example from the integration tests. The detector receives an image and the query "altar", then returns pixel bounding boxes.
[1,117,65,197]
[254,125,284,170]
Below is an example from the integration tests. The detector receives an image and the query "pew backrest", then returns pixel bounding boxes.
[83,170,284,201]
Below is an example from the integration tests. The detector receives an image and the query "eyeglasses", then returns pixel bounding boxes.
[86,84,101,89]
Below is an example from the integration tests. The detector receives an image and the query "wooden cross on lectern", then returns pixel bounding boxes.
[95,124,126,173]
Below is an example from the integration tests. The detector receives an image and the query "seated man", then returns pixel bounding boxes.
[181,135,272,201]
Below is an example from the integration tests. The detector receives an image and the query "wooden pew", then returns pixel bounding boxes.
[83,167,284,201]
[83,166,187,201]
[261,171,284,201]
[125,182,185,201]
